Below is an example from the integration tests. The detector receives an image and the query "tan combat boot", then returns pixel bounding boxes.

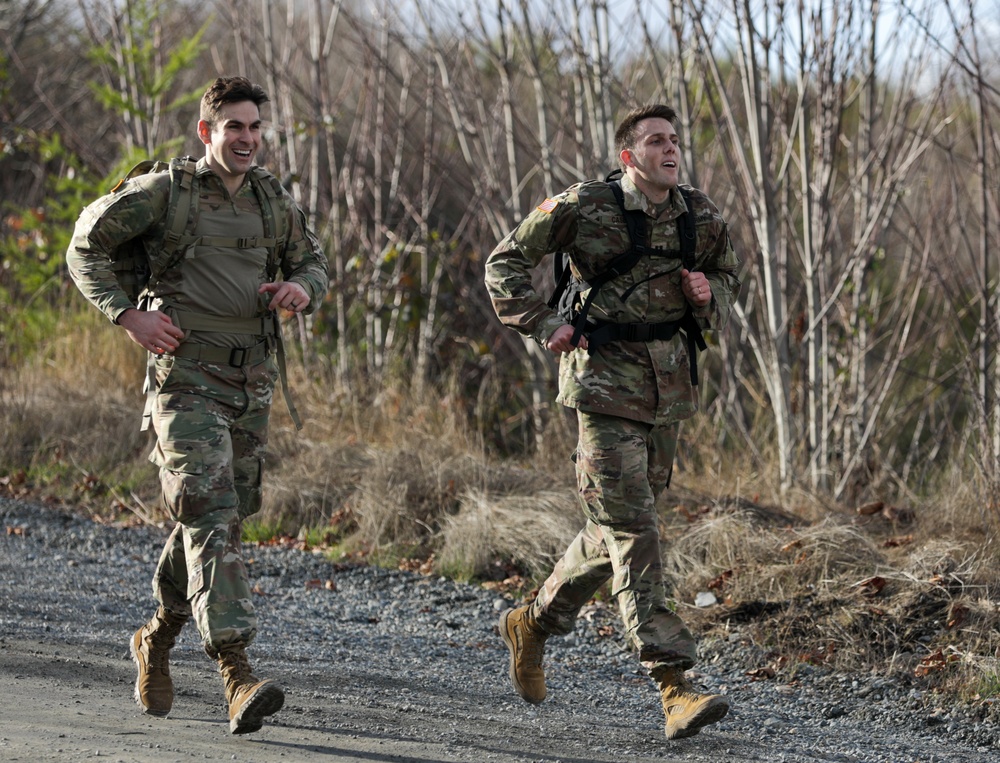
[653,666,729,740]
[499,605,549,704]
[215,645,285,734]
[130,606,188,717]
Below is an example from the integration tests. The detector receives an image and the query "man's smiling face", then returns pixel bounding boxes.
[621,117,681,203]
[198,100,262,190]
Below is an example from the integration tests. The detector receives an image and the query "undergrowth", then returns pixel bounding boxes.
[3,312,1000,705]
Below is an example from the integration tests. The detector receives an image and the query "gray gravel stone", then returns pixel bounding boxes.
[1,495,998,762]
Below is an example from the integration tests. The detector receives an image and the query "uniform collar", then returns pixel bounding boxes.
[195,156,252,196]
[619,172,685,219]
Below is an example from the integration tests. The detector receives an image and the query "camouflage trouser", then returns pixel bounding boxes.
[147,354,276,654]
[530,410,698,672]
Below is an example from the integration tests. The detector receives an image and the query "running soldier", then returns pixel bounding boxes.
[485,104,741,740]
[67,76,329,735]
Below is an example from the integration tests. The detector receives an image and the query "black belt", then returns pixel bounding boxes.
[586,319,683,345]
[581,312,708,386]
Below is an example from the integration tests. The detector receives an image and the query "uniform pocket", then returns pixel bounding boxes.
[150,444,205,475]
[577,447,623,480]
[150,445,207,522]
[576,446,623,526]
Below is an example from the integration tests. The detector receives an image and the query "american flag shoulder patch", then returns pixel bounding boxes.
[536,198,559,214]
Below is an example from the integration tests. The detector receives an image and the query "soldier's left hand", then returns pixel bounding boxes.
[259,281,310,312]
[681,269,712,308]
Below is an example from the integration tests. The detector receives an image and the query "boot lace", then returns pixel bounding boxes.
[521,628,547,668]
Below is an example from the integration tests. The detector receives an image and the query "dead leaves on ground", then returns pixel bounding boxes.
[304,578,337,591]
[914,647,963,677]
[746,643,838,681]
[852,576,888,598]
[856,501,916,525]
[0,471,30,498]
[480,575,531,597]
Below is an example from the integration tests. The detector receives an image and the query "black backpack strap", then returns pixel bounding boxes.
[567,244,650,346]
[563,174,648,346]
[607,175,650,253]
[675,186,706,384]
[677,186,696,270]
[547,252,573,310]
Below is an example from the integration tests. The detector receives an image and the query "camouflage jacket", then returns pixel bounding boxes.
[485,173,741,425]
[67,158,329,348]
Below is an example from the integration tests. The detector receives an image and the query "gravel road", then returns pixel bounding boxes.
[1,496,997,763]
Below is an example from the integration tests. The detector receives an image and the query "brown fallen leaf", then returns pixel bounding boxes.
[882,534,914,548]
[305,578,336,591]
[857,501,884,516]
[707,570,733,590]
[947,603,968,630]
[853,576,887,597]
[914,648,961,677]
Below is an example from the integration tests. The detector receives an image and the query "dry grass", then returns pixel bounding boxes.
[3,316,1000,699]
[658,496,1000,697]
[438,489,580,581]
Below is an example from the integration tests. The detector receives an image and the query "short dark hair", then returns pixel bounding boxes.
[614,104,679,161]
[200,77,269,125]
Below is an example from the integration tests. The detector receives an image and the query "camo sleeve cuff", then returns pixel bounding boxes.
[532,313,569,347]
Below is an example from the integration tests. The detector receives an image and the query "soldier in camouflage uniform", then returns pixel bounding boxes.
[66,77,329,735]
[485,104,741,740]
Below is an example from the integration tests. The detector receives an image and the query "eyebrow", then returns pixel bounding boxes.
[224,119,262,128]
[644,131,678,141]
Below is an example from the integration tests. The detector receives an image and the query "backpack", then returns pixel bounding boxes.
[546,170,708,385]
[104,157,302,429]
[107,156,288,304]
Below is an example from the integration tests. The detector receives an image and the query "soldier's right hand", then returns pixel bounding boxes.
[117,309,185,355]
[545,324,588,354]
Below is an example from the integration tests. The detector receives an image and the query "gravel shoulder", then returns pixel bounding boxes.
[1,496,997,763]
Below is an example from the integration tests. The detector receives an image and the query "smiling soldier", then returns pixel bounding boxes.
[485,104,741,741]
[67,76,328,735]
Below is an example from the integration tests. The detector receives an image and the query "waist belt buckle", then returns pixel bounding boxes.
[228,347,248,367]
[623,324,653,342]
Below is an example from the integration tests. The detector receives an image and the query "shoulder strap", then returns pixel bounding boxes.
[248,167,288,280]
[547,252,573,310]
[248,167,301,430]
[606,170,649,251]
[677,186,696,271]
[162,157,198,257]
[565,173,647,346]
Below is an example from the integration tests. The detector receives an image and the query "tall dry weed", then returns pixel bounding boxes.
[1,315,155,507]
[7,313,1000,691]
[438,488,580,580]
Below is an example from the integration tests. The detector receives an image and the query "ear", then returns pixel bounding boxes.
[619,148,634,168]
[197,120,212,146]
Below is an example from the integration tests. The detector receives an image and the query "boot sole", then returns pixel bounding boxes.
[230,683,285,735]
[130,629,170,718]
[666,696,729,740]
[498,609,545,705]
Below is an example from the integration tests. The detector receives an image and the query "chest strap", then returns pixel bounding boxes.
[172,234,285,253]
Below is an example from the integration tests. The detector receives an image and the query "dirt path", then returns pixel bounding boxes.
[2,497,996,762]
